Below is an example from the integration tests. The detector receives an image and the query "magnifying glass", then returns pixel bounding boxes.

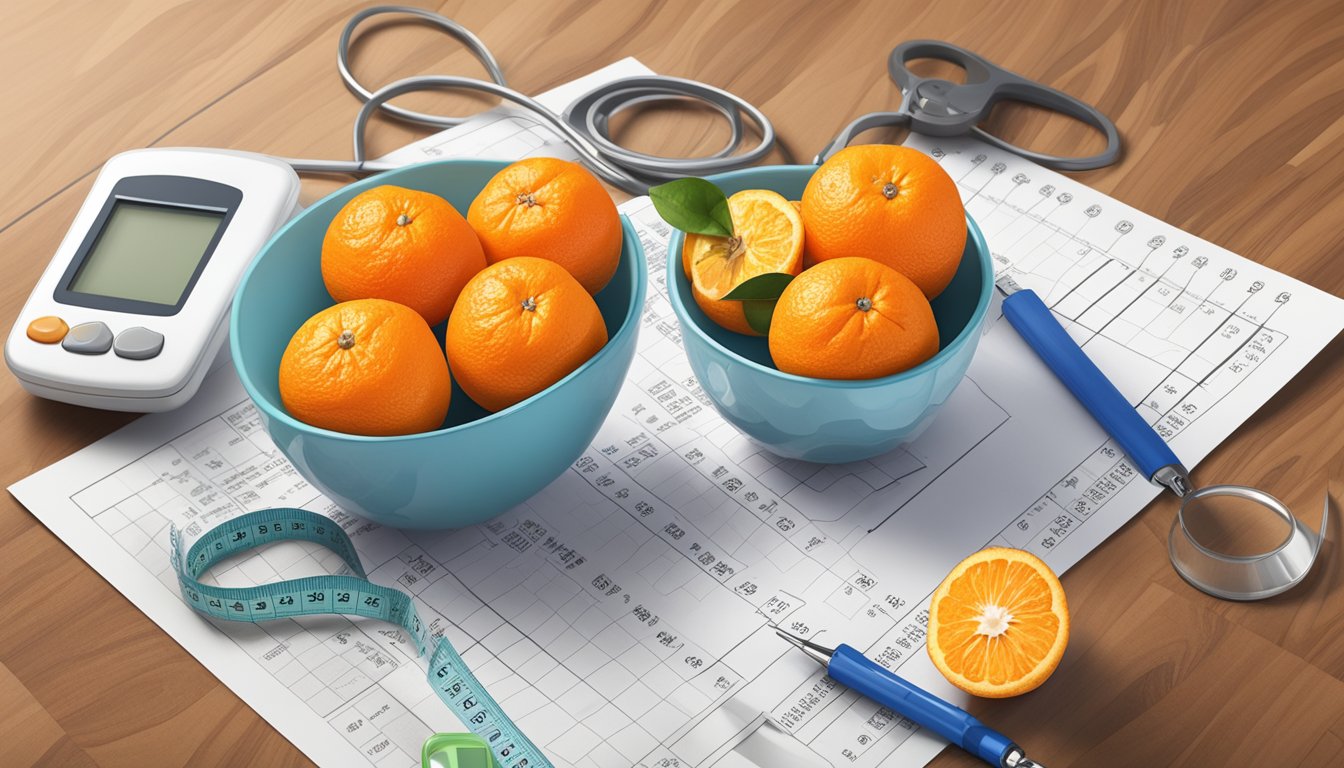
[996,274,1328,601]
[1169,485,1327,600]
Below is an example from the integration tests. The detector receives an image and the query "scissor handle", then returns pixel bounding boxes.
[890,40,996,94]
[889,40,1122,171]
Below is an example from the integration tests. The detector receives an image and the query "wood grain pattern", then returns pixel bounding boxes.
[0,1,1341,766]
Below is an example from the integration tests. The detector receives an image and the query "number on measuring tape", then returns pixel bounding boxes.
[170,507,550,768]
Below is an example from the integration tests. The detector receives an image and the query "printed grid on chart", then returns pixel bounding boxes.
[757,140,1298,760]
[559,203,1025,765]
[56,152,1303,767]
[605,203,1010,551]
[385,107,1306,767]
[59,202,1022,768]
[938,142,1291,443]
[68,407,437,767]
[64,398,759,768]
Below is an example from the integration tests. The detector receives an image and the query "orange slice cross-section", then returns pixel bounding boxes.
[927,547,1070,698]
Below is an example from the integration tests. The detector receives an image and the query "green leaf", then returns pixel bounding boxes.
[742,300,777,335]
[649,178,734,237]
[720,272,795,301]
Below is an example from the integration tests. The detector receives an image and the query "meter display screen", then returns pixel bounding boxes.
[68,200,225,306]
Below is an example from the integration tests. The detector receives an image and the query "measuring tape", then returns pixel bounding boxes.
[170,507,550,768]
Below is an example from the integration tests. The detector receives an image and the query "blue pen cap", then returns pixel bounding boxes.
[962,726,1015,766]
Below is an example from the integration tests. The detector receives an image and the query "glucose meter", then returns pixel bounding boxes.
[5,148,300,411]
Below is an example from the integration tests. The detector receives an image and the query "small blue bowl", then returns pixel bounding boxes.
[667,165,992,463]
[232,160,646,529]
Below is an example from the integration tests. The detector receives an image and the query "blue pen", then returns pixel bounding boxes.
[776,630,1045,768]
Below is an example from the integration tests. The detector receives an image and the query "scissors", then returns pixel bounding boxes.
[816,40,1122,171]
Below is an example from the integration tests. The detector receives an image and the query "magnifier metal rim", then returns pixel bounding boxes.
[1174,484,1295,563]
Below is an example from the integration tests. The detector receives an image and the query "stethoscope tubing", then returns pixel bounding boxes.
[277,5,775,194]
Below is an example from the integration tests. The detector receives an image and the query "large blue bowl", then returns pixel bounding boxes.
[667,165,992,463]
[232,160,646,529]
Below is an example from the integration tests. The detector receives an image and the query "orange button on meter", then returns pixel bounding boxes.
[26,316,69,343]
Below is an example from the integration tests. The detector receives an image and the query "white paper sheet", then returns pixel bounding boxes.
[11,70,1343,768]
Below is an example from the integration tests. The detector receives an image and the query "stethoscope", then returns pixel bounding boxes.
[815,40,1121,169]
[278,5,775,193]
[278,6,1121,194]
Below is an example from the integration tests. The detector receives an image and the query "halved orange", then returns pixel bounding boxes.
[681,189,803,335]
[927,547,1069,698]
[791,199,819,269]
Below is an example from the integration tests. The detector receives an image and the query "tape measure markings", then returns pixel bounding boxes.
[172,507,549,768]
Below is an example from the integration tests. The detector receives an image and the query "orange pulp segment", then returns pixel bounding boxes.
[927,547,1069,698]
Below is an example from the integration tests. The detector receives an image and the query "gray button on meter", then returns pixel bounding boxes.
[113,326,165,360]
[61,321,114,355]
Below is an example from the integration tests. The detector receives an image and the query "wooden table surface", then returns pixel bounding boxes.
[2,1,1342,766]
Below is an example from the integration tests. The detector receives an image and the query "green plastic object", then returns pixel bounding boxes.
[422,733,499,768]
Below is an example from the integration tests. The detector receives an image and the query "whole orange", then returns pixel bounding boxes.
[769,257,938,379]
[446,257,608,412]
[801,145,966,298]
[467,158,621,295]
[279,299,451,436]
[321,185,485,326]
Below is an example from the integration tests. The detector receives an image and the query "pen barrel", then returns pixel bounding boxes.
[828,645,1014,767]
[1001,288,1180,481]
